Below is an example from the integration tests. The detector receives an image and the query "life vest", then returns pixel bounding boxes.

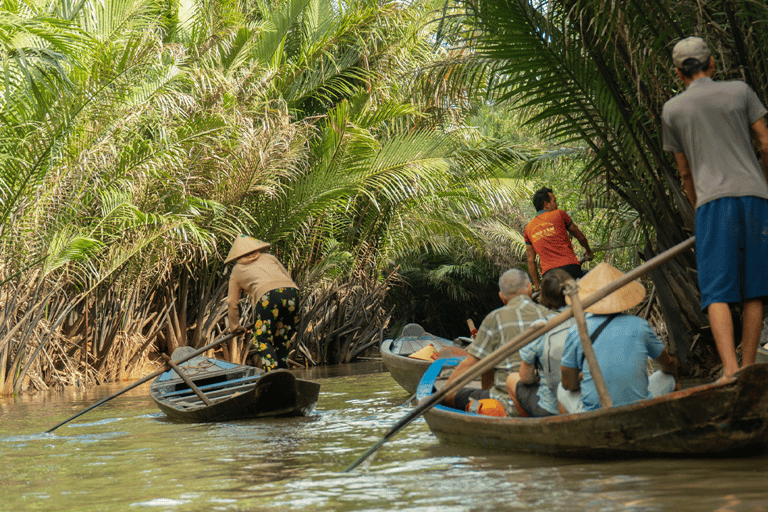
[466,398,506,417]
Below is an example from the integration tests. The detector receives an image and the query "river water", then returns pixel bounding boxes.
[2,361,767,512]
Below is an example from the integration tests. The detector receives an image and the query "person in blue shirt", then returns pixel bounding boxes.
[557,263,679,413]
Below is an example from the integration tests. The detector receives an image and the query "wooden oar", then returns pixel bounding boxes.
[161,354,212,406]
[565,281,612,408]
[466,319,477,338]
[43,325,254,433]
[343,236,695,472]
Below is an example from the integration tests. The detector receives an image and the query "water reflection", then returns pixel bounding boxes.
[0,362,767,511]
[295,360,387,379]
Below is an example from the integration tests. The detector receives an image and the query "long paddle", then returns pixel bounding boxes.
[565,282,613,408]
[344,236,695,472]
[44,324,254,433]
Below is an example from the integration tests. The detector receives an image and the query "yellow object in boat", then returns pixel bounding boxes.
[407,344,437,361]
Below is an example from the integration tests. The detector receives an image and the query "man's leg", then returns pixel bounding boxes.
[554,264,583,280]
[696,198,744,379]
[556,382,584,414]
[708,302,739,378]
[505,374,529,416]
[740,299,764,367]
[740,196,768,367]
[648,371,676,397]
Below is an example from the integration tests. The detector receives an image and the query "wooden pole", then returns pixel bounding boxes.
[343,236,695,472]
[466,319,476,338]
[161,354,212,406]
[44,324,254,433]
[564,281,612,408]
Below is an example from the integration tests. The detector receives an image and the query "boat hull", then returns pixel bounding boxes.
[418,358,768,457]
[380,338,437,395]
[150,355,320,423]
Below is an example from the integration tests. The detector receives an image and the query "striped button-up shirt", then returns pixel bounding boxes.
[466,295,551,415]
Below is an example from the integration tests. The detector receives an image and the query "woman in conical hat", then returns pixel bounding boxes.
[226,235,299,371]
[565,261,646,314]
[558,262,679,414]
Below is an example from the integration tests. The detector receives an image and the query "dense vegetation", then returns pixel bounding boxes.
[3,0,761,393]
[0,0,540,393]
[451,0,768,376]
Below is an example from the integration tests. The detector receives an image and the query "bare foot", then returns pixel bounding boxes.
[715,374,737,384]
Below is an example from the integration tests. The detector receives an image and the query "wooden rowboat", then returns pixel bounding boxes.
[417,357,768,457]
[381,324,468,395]
[150,348,320,422]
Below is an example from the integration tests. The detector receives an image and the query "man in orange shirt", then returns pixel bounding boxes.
[524,187,594,291]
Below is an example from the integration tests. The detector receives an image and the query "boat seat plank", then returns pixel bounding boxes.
[161,374,261,398]
[164,381,266,404]
[172,390,241,409]
[160,366,253,384]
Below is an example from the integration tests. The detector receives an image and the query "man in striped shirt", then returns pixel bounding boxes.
[443,269,551,416]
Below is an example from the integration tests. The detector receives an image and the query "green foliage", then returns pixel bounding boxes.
[0,0,541,389]
[450,0,768,372]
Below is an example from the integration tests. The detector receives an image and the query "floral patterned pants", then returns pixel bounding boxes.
[252,287,299,371]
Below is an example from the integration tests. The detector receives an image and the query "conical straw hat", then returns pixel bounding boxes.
[566,262,645,314]
[225,235,271,264]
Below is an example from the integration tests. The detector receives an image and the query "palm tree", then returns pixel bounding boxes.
[0,0,538,389]
[454,0,768,373]
[183,0,540,356]
[0,0,238,391]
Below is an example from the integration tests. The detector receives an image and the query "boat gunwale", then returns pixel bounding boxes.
[416,358,768,456]
[150,356,320,421]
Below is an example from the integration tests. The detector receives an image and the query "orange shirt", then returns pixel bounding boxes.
[524,209,578,274]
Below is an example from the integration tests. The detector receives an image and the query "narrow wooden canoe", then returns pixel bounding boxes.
[417,357,768,457]
[150,349,320,422]
[381,324,467,395]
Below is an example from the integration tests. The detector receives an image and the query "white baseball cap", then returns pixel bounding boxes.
[672,37,711,68]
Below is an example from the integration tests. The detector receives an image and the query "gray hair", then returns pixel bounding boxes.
[498,269,531,298]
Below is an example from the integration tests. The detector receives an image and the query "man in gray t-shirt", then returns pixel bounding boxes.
[661,36,768,379]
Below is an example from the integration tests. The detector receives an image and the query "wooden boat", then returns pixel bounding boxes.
[150,348,320,422]
[416,357,768,457]
[381,324,469,395]
[754,321,768,362]
[756,344,768,364]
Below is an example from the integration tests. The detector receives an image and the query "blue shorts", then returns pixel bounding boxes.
[695,196,768,309]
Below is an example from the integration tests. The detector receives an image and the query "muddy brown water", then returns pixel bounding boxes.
[1,361,767,511]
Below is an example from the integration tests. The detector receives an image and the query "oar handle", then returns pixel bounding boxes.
[44,324,254,433]
[466,319,477,338]
[565,281,612,408]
